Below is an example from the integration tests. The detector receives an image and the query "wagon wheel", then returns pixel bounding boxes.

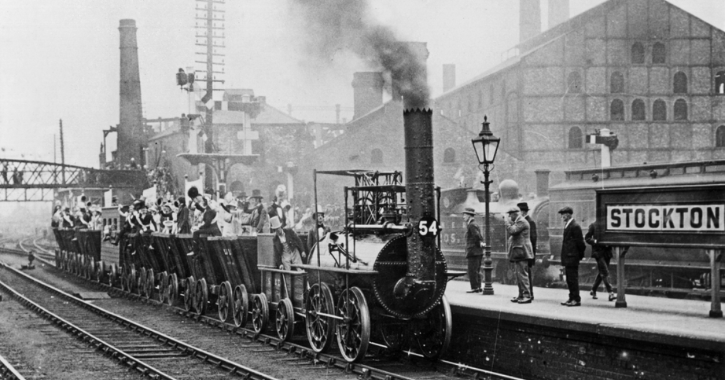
[69,254,75,275]
[128,267,137,294]
[306,282,335,353]
[109,264,117,288]
[251,293,269,335]
[336,287,370,362]
[159,272,168,303]
[380,320,411,352]
[79,256,85,277]
[194,278,208,315]
[86,258,93,280]
[276,298,295,342]
[232,284,249,327]
[95,261,103,283]
[138,267,147,297]
[145,268,155,300]
[414,295,453,360]
[184,276,196,312]
[217,281,233,323]
[168,273,178,306]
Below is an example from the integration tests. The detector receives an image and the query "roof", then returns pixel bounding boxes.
[213,103,304,127]
[177,153,258,167]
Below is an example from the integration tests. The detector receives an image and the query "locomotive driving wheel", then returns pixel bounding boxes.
[379,320,411,352]
[276,298,295,342]
[251,293,269,335]
[184,276,196,312]
[232,284,249,327]
[305,282,335,353]
[167,273,178,306]
[336,287,370,362]
[194,278,208,315]
[145,269,155,300]
[217,281,232,322]
[138,267,147,297]
[414,295,452,359]
[158,272,168,303]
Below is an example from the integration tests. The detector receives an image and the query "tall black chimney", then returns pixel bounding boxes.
[118,19,144,167]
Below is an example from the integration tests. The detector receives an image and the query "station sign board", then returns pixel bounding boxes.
[595,185,725,248]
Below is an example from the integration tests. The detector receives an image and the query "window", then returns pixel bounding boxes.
[632,99,646,121]
[652,42,666,64]
[443,148,456,163]
[489,85,494,104]
[610,72,624,93]
[478,90,483,109]
[674,99,688,120]
[716,126,725,147]
[674,72,687,93]
[568,127,583,149]
[371,148,383,164]
[653,99,667,121]
[610,99,624,121]
[631,42,645,64]
[501,80,506,99]
[717,71,725,94]
[567,72,582,93]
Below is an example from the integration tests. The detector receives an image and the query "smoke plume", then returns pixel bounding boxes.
[292,0,429,109]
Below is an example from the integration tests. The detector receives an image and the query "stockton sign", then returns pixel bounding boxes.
[596,184,725,248]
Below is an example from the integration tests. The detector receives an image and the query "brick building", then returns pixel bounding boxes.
[435,0,725,193]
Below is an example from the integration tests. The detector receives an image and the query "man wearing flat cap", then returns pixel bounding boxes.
[558,206,586,307]
[505,206,534,303]
[463,208,484,293]
[517,202,537,299]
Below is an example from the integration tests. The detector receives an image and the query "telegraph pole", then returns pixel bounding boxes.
[59,119,66,184]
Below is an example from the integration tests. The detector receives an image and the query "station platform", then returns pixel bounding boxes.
[444,281,725,379]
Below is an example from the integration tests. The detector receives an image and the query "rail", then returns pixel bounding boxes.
[0,355,25,380]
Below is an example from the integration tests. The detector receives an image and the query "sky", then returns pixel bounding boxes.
[0,0,723,168]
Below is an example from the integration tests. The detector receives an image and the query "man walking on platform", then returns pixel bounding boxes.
[506,206,534,303]
[585,220,619,301]
[559,206,586,307]
[518,202,537,300]
[463,208,483,293]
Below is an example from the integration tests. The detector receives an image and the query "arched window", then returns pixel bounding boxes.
[610,99,624,121]
[443,148,456,163]
[230,180,244,197]
[716,71,725,94]
[478,90,483,109]
[631,42,645,64]
[371,148,383,164]
[489,85,494,104]
[632,99,646,121]
[674,99,688,120]
[567,72,582,93]
[653,99,667,121]
[610,72,624,93]
[568,127,583,149]
[674,72,688,93]
[716,126,725,147]
[652,42,666,64]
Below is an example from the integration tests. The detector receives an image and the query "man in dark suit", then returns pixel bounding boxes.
[585,220,621,301]
[463,208,484,293]
[559,206,586,306]
[518,202,537,300]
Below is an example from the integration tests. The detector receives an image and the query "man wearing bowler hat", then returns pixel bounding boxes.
[505,206,534,303]
[463,208,484,293]
[517,202,537,299]
[558,206,586,306]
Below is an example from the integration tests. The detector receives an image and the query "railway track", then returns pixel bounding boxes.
[3,240,520,380]
[0,354,26,380]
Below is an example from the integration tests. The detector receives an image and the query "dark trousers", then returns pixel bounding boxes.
[565,266,580,302]
[467,256,482,290]
[592,256,613,293]
[528,258,535,298]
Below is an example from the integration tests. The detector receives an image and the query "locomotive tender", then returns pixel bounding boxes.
[52,108,461,362]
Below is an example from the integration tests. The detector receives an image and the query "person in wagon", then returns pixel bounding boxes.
[306,206,330,254]
[271,216,306,271]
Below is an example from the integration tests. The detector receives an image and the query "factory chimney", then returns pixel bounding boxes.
[519,0,541,42]
[352,72,384,120]
[442,64,456,93]
[548,0,570,29]
[118,19,144,167]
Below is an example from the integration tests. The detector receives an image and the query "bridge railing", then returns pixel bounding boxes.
[0,158,148,189]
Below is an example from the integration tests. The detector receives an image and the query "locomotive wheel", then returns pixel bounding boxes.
[167,273,178,306]
[251,293,269,335]
[95,261,103,283]
[336,287,370,362]
[380,321,411,352]
[194,278,208,315]
[415,295,453,360]
[138,267,147,297]
[159,272,169,303]
[184,276,196,312]
[109,264,117,288]
[305,282,335,353]
[145,269,155,300]
[276,298,295,342]
[217,281,232,322]
[232,284,249,328]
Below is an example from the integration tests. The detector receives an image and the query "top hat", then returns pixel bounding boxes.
[312,205,326,218]
[250,189,263,199]
[187,186,200,199]
[269,216,282,230]
[462,207,476,216]
[517,202,530,212]
[558,206,574,215]
[238,191,247,199]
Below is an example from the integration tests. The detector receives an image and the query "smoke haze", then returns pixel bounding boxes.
[292,0,430,109]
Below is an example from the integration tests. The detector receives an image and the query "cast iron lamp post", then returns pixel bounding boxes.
[471,116,500,295]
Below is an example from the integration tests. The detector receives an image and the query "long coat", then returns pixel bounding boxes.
[464,220,483,258]
[561,219,586,267]
[524,214,537,255]
[506,216,535,262]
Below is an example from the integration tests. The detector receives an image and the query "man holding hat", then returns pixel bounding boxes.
[307,206,330,253]
[517,202,538,299]
[271,216,306,271]
[558,206,586,307]
[505,206,534,303]
[463,208,484,293]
